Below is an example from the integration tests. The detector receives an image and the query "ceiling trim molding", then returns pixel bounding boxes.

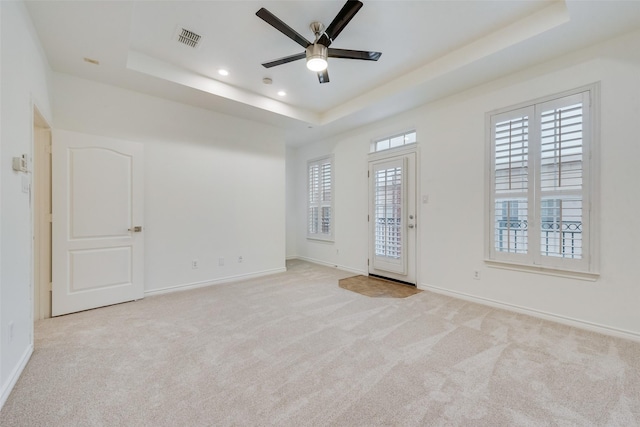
[320,1,570,125]
[126,50,321,125]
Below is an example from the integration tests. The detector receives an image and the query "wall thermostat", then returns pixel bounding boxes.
[12,154,28,172]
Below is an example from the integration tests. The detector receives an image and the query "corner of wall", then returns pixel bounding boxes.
[0,345,33,411]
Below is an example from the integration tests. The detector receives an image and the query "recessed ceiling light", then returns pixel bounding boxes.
[218,69,229,76]
[277,91,286,97]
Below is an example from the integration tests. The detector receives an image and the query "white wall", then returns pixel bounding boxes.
[291,30,640,339]
[0,0,53,407]
[1,1,287,408]
[293,125,395,275]
[53,74,286,294]
[285,146,298,259]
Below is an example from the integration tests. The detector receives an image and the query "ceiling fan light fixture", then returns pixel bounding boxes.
[306,44,328,71]
[257,2,379,83]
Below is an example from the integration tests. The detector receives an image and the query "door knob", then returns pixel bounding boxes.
[408,224,415,229]
[128,226,143,232]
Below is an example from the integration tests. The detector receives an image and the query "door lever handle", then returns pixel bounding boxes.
[408,224,415,229]
[128,226,143,232]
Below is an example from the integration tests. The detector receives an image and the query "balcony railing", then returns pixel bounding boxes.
[497,219,582,258]
[541,220,582,259]
[375,217,401,258]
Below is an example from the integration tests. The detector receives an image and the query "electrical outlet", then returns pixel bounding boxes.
[473,270,481,280]
[218,257,225,266]
[191,259,199,269]
[238,256,243,263]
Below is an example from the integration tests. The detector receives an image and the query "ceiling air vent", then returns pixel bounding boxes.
[176,28,201,48]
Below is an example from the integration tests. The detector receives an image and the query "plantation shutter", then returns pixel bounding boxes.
[320,162,332,234]
[491,107,532,259]
[308,156,333,239]
[308,163,319,234]
[536,92,587,264]
[488,87,594,274]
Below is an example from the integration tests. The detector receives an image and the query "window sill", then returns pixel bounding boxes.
[307,236,334,243]
[484,259,600,281]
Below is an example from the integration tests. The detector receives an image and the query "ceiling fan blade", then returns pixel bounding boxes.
[262,52,306,68]
[256,8,311,49]
[318,1,363,46]
[317,69,330,84]
[328,48,381,61]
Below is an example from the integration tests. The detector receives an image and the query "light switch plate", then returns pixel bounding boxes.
[21,175,30,193]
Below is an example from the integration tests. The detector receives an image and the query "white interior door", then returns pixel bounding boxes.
[368,150,417,284]
[52,129,144,316]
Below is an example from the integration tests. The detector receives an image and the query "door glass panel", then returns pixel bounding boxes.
[374,166,403,259]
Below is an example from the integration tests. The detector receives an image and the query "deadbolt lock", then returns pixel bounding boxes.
[128,226,143,232]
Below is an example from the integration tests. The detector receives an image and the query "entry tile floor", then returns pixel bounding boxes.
[339,275,422,298]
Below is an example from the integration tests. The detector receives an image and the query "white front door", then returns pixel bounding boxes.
[368,150,417,284]
[52,129,144,316]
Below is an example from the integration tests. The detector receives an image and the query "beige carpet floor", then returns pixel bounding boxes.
[1,260,639,426]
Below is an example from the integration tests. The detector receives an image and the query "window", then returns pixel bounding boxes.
[308,156,333,240]
[487,86,598,275]
[374,165,403,259]
[373,130,416,152]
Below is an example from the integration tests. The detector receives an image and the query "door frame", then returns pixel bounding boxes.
[367,145,420,285]
[32,105,52,320]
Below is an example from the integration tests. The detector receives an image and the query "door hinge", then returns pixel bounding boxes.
[48,282,52,292]
[367,170,370,178]
[45,144,52,154]
[367,259,370,266]
[48,213,53,223]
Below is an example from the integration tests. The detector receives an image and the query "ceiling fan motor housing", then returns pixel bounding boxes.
[306,44,328,71]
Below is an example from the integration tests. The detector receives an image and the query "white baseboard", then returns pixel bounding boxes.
[0,344,33,411]
[291,256,366,276]
[144,267,287,297]
[420,283,640,343]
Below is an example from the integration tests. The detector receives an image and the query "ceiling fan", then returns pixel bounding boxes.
[256,0,382,84]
